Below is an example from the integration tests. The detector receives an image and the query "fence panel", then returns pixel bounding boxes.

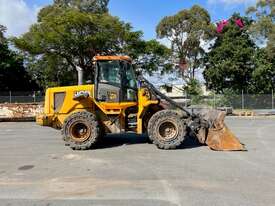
[243,94,272,110]
[1,91,275,110]
[189,94,274,110]
[0,91,44,104]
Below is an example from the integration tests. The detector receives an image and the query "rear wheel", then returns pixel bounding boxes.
[148,110,187,149]
[62,111,99,150]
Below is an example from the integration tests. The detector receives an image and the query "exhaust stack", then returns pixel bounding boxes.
[76,66,83,85]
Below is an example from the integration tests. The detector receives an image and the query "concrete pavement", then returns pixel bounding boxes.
[0,117,275,206]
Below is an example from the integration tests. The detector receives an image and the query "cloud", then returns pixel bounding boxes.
[0,0,40,37]
[208,0,257,6]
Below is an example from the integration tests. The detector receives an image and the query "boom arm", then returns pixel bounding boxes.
[139,76,191,116]
[139,76,245,151]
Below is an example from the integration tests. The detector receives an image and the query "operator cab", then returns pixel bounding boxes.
[94,56,138,103]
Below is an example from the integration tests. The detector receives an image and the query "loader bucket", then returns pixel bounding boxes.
[202,110,246,151]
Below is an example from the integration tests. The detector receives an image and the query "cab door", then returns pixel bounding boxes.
[95,60,122,103]
[121,61,138,102]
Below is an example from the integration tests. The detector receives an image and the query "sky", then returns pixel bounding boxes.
[0,0,257,39]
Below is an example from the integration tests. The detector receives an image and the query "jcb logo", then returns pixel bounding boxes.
[74,91,90,100]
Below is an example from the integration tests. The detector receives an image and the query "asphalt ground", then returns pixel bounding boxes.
[0,117,275,206]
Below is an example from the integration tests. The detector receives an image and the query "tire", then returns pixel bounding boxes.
[62,112,80,145]
[148,110,187,150]
[62,111,99,150]
[61,119,70,146]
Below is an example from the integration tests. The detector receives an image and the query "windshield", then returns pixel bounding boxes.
[97,60,121,86]
[97,60,137,89]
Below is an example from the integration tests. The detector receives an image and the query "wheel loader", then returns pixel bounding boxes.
[36,55,245,151]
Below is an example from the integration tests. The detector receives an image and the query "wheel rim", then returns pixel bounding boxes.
[158,121,178,141]
[69,121,91,143]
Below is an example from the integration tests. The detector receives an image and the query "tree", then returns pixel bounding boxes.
[184,79,203,96]
[14,2,169,89]
[54,0,109,13]
[156,5,214,82]
[134,39,172,75]
[13,7,141,88]
[250,49,275,93]
[0,25,6,44]
[247,0,275,58]
[15,7,139,70]
[203,16,256,93]
[0,26,38,91]
[25,54,77,89]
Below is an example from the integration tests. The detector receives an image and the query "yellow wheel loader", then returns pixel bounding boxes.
[36,56,245,151]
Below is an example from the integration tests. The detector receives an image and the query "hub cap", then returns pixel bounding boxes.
[158,121,178,141]
[70,121,91,142]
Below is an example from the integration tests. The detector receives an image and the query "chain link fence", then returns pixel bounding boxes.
[189,92,275,110]
[0,91,44,103]
[1,91,275,110]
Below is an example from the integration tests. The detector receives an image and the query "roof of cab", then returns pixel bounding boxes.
[93,56,132,62]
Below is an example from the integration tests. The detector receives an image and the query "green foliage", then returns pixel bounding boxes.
[54,0,109,13]
[0,25,6,44]
[213,89,239,107]
[13,2,169,89]
[184,79,203,105]
[203,15,256,94]
[135,39,172,74]
[14,8,137,66]
[250,49,275,93]
[25,54,77,89]
[0,28,38,91]
[184,79,203,96]
[247,0,275,58]
[156,5,214,81]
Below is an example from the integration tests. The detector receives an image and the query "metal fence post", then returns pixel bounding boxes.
[272,89,274,110]
[213,92,216,109]
[242,90,244,110]
[185,91,187,108]
[33,91,36,103]
[9,91,12,103]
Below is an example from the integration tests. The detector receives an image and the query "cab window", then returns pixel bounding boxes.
[125,63,137,89]
[98,61,121,86]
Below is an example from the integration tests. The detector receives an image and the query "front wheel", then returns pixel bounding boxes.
[148,110,187,150]
[62,111,99,150]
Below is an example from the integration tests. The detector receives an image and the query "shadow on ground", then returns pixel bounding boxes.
[95,133,203,150]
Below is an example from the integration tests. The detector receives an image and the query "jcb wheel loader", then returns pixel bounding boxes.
[36,56,245,151]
